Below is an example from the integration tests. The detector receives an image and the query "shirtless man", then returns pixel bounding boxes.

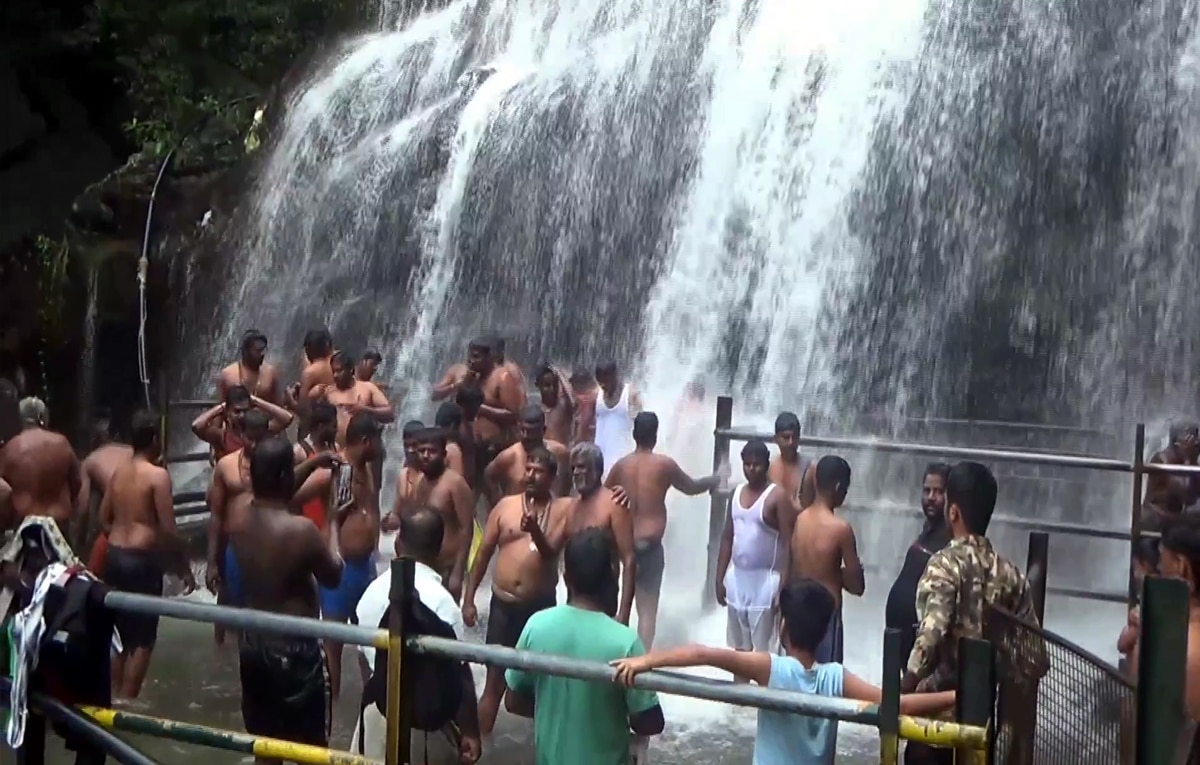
[716,440,795,659]
[383,420,428,534]
[19,397,47,430]
[769,411,816,510]
[414,428,475,600]
[431,360,473,403]
[570,369,598,444]
[0,408,80,535]
[288,329,335,436]
[604,412,725,647]
[484,405,569,502]
[230,437,343,760]
[312,351,394,500]
[101,410,195,698]
[217,329,281,405]
[789,455,864,663]
[467,335,525,480]
[294,412,382,702]
[192,386,293,461]
[565,442,636,624]
[356,349,383,386]
[435,403,469,479]
[462,447,571,734]
[204,409,273,645]
[493,337,526,390]
[78,414,133,570]
[1143,421,1200,533]
[535,364,575,445]
[293,401,338,532]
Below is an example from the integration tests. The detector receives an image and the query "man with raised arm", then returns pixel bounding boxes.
[462,447,570,734]
[191,385,293,461]
[789,455,865,664]
[230,437,344,762]
[217,329,281,405]
[288,329,335,436]
[101,410,195,699]
[605,411,726,647]
[534,364,575,445]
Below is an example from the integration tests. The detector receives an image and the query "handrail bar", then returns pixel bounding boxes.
[715,428,1132,472]
[103,592,386,650]
[0,677,161,765]
[167,451,211,465]
[836,502,1156,542]
[407,635,989,748]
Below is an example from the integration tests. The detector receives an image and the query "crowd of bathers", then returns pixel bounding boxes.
[3,330,1147,765]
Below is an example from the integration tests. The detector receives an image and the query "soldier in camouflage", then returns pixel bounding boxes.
[900,461,1039,765]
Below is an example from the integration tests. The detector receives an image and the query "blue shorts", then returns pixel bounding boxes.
[223,544,245,607]
[319,555,375,622]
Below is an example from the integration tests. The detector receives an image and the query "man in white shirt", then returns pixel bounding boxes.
[353,507,481,763]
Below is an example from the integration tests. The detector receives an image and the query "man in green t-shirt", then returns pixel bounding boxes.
[505,528,665,764]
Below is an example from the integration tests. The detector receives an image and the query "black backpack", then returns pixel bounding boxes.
[360,594,463,735]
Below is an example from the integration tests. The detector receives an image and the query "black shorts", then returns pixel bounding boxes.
[475,442,505,489]
[105,545,164,650]
[486,591,556,648]
[634,538,665,596]
[238,632,331,746]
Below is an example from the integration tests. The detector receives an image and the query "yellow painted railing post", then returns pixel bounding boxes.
[879,628,901,765]
[384,556,415,765]
[955,637,996,764]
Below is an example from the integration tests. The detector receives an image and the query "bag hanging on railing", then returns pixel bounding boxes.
[359,595,462,739]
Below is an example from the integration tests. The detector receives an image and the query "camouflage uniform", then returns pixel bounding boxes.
[905,533,1038,692]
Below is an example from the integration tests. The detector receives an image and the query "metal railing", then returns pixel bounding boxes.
[10,559,992,765]
[704,395,1200,610]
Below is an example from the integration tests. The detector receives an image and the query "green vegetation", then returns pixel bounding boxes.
[95,0,365,159]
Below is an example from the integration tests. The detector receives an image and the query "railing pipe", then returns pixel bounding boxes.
[166,451,212,465]
[103,591,386,649]
[1130,424,1146,607]
[78,705,380,765]
[1044,585,1126,604]
[0,678,160,765]
[715,427,1133,472]
[704,396,733,608]
[407,635,985,748]
[839,502,1152,542]
[1026,532,1049,624]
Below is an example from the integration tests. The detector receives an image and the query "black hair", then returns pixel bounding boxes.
[564,528,616,604]
[520,404,545,425]
[303,329,333,358]
[814,455,851,495]
[402,506,445,560]
[1134,535,1160,571]
[779,578,836,651]
[241,329,267,350]
[468,335,495,351]
[536,364,556,381]
[415,427,447,450]
[249,437,295,501]
[346,411,381,445]
[362,349,382,363]
[243,409,270,432]
[331,349,356,367]
[946,461,998,536]
[310,400,337,428]
[455,383,484,416]
[1163,514,1200,591]
[569,369,593,388]
[526,446,558,477]
[434,403,462,432]
[129,409,160,452]
[594,360,618,378]
[0,377,18,444]
[924,462,951,483]
[774,411,801,434]
[741,439,770,463]
[402,420,425,440]
[225,384,251,406]
[632,411,658,446]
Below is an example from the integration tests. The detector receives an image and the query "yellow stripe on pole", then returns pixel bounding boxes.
[251,737,379,765]
[898,715,988,750]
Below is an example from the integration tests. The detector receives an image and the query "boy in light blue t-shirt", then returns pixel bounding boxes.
[612,578,956,765]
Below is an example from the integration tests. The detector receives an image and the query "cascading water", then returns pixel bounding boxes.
[179,0,1200,749]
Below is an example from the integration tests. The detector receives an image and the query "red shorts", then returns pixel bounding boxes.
[302,499,327,532]
[88,533,109,577]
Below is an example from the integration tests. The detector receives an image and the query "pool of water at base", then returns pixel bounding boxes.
[15,589,1123,765]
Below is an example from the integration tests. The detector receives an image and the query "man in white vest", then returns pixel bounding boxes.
[592,361,642,480]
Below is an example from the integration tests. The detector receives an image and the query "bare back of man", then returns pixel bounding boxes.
[78,443,134,562]
[789,496,863,664]
[567,487,636,623]
[1,428,80,533]
[604,444,720,647]
[205,449,255,645]
[102,456,189,698]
